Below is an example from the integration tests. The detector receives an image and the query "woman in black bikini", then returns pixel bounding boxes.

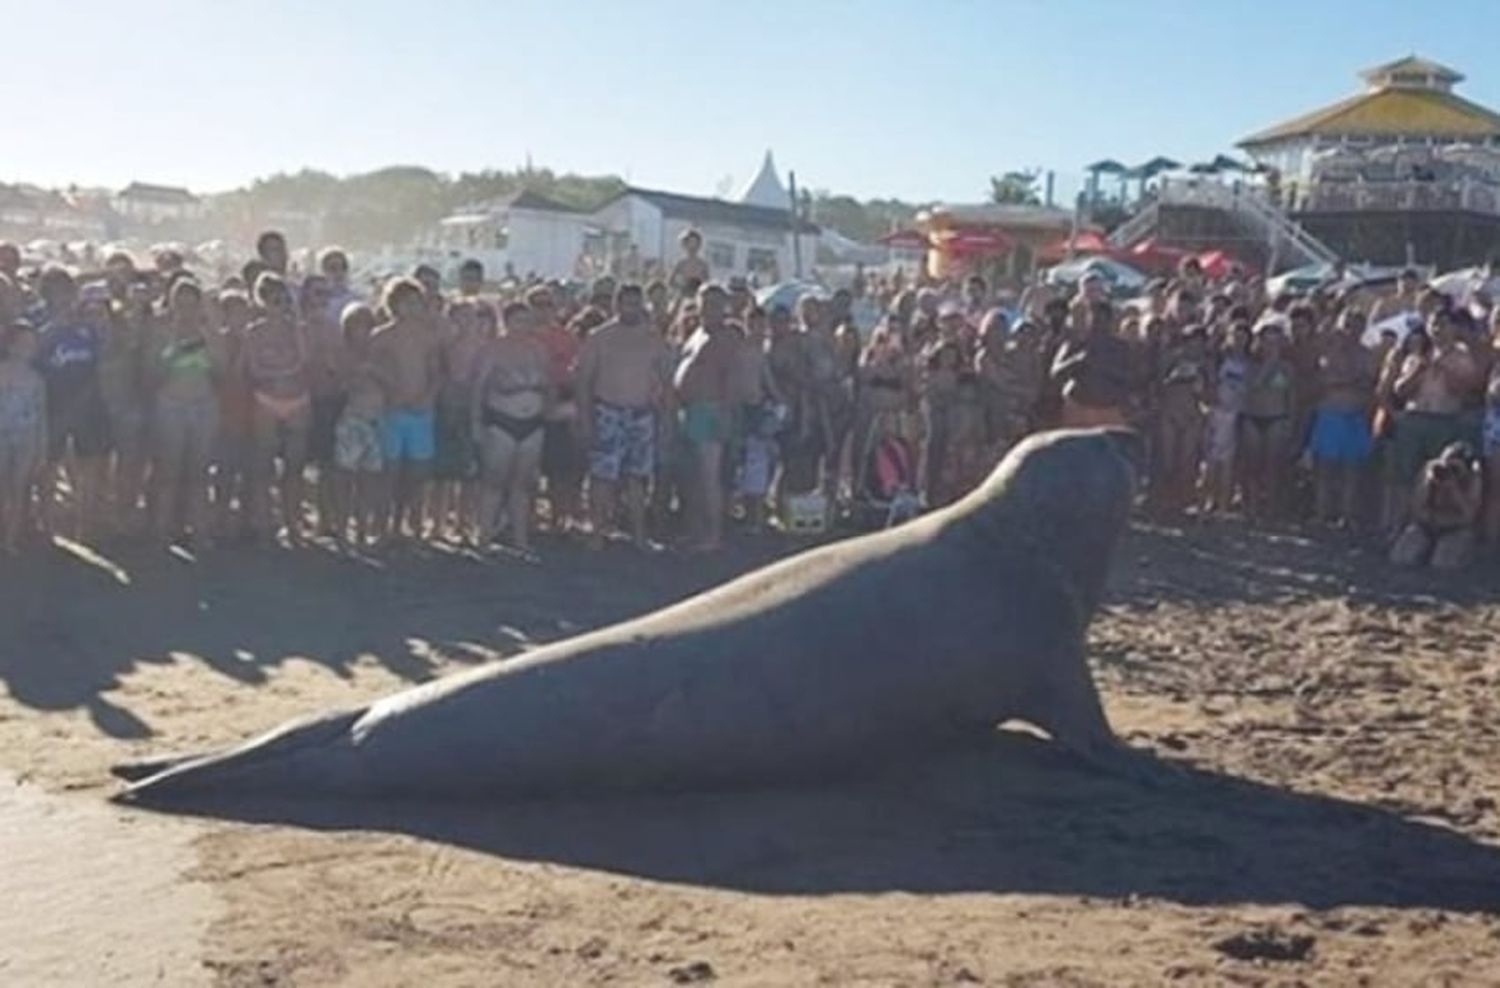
[472,301,551,551]
[1239,321,1295,521]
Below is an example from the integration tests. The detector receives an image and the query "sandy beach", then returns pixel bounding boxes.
[2,524,1499,986]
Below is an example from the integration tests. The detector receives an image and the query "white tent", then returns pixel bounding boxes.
[738,150,789,210]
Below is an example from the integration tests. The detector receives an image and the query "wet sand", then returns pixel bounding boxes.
[1,524,1498,986]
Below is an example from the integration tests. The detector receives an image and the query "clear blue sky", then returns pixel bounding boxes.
[5,0,1498,202]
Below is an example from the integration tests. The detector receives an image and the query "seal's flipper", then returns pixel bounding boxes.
[1020,637,1118,750]
[114,708,365,804]
[110,752,209,782]
[1065,735,1187,790]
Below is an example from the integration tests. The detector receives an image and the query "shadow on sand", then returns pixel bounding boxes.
[127,732,1500,912]
[1114,519,1500,611]
[0,535,792,738]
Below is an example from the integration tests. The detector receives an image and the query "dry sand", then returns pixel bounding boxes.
[1,523,1499,986]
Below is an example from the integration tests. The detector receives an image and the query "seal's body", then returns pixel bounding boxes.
[117,428,1140,804]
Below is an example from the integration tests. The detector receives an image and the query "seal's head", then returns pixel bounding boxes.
[960,427,1140,617]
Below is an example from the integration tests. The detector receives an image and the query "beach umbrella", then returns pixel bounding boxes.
[1187,161,1221,175]
[877,229,928,250]
[1134,156,1182,177]
[1430,265,1500,299]
[1065,230,1110,254]
[1135,156,1182,178]
[935,228,1014,257]
[1037,229,1105,264]
[1045,255,1147,297]
[1211,154,1252,173]
[1195,249,1242,280]
[755,280,826,314]
[1127,236,1192,274]
[1085,159,1128,175]
[1362,311,1421,349]
[1266,263,1336,297]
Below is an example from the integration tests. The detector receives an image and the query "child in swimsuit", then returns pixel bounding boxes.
[331,304,384,546]
[0,321,45,553]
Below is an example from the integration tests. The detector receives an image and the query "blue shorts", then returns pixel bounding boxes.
[381,408,436,463]
[1308,407,1373,465]
[589,401,655,481]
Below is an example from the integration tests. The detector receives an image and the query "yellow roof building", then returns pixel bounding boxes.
[1239,56,1500,150]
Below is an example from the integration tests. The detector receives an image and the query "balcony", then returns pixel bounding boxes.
[1292,178,1500,215]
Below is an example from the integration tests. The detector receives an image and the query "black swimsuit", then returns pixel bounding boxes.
[483,405,544,442]
[1240,412,1288,434]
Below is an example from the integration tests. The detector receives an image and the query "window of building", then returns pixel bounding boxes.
[746,247,777,274]
[707,241,736,270]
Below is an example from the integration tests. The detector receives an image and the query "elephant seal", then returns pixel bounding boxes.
[115,427,1144,804]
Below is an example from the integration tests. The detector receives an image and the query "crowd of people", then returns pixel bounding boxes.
[0,228,1498,572]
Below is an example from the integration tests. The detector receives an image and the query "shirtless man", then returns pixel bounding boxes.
[533,286,585,533]
[457,259,485,299]
[212,290,255,539]
[670,229,710,295]
[300,274,348,534]
[472,301,551,550]
[575,283,670,549]
[673,284,741,551]
[411,264,444,315]
[731,306,784,531]
[432,299,485,541]
[102,278,152,536]
[646,280,673,336]
[798,295,852,497]
[242,273,312,542]
[1308,307,1377,527]
[1392,307,1482,527]
[319,248,360,324]
[1051,301,1133,429]
[369,278,441,541]
[1370,268,1422,327]
[765,303,816,513]
[257,231,290,276]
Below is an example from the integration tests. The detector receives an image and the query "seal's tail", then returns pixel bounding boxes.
[111,708,365,805]
[111,751,205,782]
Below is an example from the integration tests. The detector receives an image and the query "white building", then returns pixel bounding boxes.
[113,182,205,224]
[590,184,818,283]
[435,190,589,279]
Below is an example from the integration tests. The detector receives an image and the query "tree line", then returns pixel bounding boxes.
[199,165,1047,248]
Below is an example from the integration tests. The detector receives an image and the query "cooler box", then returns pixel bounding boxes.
[781,492,829,534]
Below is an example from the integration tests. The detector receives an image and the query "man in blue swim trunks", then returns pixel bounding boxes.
[1309,307,1378,528]
[673,284,741,552]
[369,277,440,540]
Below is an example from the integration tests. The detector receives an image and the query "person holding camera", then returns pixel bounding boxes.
[1390,441,1483,570]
